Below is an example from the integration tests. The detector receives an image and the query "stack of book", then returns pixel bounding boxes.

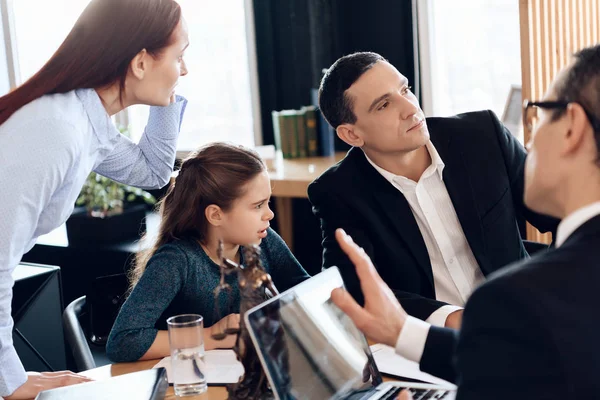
[271,105,335,159]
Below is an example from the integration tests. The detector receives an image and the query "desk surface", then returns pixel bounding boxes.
[12,262,59,281]
[82,359,227,400]
[268,152,345,198]
[82,357,392,400]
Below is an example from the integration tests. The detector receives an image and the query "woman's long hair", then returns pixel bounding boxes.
[129,142,266,290]
[0,0,181,125]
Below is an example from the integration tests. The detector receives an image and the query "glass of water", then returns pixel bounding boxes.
[167,314,207,396]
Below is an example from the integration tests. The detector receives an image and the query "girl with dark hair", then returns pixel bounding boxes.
[106,142,310,362]
[0,0,189,398]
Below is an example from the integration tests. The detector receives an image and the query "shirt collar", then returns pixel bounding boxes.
[555,201,600,247]
[75,88,120,147]
[364,141,445,185]
[426,140,445,177]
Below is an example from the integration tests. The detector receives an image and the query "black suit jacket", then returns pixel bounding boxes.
[308,110,558,320]
[421,214,600,399]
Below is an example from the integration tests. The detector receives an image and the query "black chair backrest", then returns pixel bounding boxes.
[87,273,129,345]
[62,296,95,371]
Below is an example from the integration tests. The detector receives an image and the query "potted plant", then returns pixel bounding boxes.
[74,172,156,218]
[66,172,157,246]
[65,121,159,246]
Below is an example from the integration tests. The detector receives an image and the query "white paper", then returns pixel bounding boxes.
[370,344,456,388]
[153,349,244,385]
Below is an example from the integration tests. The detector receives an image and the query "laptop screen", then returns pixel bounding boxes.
[246,268,383,400]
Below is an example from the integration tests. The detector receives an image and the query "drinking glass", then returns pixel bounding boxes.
[167,314,207,396]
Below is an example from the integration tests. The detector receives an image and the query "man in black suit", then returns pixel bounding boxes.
[308,52,557,329]
[331,45,600,399]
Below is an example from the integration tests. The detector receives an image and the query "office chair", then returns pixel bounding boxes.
[518,216,553,255]
[523,239,550,255]
[64,273,129,371]
[63,294,119,372]
[62,296,96,371]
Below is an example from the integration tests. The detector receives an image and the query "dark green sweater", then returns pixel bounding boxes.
[106,228,309,362]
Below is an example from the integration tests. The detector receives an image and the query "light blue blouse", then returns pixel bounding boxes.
[0,88,187,395]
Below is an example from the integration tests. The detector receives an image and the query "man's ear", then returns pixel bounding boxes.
[336,124,364,147]
[562,103,590,157]
[129,49,149,80]
[205,204,224,227]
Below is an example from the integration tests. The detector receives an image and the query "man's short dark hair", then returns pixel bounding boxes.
[553,45,600,127]
[318,52,386,129]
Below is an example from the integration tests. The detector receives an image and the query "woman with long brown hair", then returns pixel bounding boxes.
[0,0,189,398]
[106,143,310,362]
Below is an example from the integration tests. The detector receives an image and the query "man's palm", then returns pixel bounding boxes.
[330,229,407,347]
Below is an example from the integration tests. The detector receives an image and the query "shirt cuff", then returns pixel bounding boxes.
[0,344,27,396]
[394,316,431,363]
[174,95,188,131]
[426,305,464,327]
[148,95,188,137]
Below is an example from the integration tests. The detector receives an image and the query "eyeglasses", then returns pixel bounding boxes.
[522,99,600,136]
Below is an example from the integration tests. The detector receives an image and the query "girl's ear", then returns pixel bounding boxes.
[205,204,223,227]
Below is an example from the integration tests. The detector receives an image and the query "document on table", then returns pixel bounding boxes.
[153,349,244,385]
[370,344,456,388]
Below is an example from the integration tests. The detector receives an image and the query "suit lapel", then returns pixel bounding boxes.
[431,127,490,273]
[350,148,434,286]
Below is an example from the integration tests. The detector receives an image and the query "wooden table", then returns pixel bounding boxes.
[81,357,392,400]
[268,152,345,250]
[82,359,227,399]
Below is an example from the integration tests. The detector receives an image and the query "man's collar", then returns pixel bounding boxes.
[425,140,445,178]
[556,201,600,247]
[363,141,445,183]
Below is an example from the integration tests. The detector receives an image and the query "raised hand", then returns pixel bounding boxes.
[330,229,408,347]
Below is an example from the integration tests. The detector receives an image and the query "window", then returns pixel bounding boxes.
[12,0,90,84]
[129,0,259,151]
[10,0,259,151]
[417,0,522,139]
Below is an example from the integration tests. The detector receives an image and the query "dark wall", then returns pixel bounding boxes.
[254,0,416,145]
[253,0,417,274]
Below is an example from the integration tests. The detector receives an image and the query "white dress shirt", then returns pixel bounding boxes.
[365,141,484,309]
[0,89,187,396]
[395,201,600,364]
[365,141,485,362]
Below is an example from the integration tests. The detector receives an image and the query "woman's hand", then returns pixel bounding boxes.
[5,371,93,399]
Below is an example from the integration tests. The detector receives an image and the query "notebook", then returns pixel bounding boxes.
[369,344,452,386]
[35,368,168,400]
[153,349,244,385]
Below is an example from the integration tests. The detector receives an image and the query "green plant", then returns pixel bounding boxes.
[75,172,157,217]
[75,126,156,217]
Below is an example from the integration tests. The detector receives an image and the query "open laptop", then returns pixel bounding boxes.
[245,267,456,400]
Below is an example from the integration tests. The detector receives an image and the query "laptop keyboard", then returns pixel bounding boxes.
[377,386,451,400]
